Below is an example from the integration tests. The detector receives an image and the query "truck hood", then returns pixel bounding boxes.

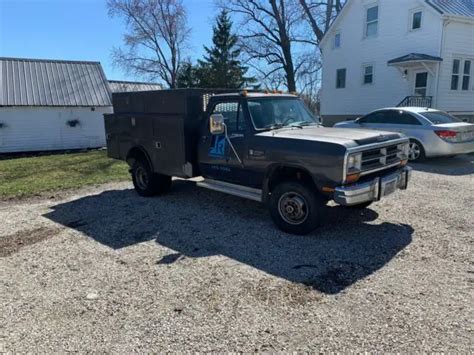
[256,126,403,147]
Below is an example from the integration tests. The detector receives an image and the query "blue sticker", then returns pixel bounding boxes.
[209,135,226,157]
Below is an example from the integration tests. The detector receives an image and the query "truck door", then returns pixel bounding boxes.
[198,100,249,185]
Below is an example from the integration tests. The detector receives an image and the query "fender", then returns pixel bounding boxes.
[126,145,154,172]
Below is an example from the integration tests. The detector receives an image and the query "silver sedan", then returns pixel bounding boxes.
[334,107,474,161]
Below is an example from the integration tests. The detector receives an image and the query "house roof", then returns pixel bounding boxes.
[0,57,112,107]
[388,53,443,65]
[426,0,474,18]
[108,80,163,93]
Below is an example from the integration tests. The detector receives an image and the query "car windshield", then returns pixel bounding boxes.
[420,111,462,125]
[248,98,319,130]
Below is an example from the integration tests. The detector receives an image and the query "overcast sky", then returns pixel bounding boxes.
[0,0,217,82]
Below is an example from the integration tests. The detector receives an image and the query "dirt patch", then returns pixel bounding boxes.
[0,227,62,257]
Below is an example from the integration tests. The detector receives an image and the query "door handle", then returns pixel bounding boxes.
[201,135,209,142]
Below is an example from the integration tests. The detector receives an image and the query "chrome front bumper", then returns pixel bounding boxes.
[334,166,412,206]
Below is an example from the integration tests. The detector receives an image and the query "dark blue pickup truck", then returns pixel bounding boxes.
[105,89,412,235]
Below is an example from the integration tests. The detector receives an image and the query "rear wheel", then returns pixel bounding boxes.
[269,181,326,235]
[408,140,425,162]
[131,159,171,197]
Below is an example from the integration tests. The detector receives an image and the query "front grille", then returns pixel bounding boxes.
[360,143,402,173]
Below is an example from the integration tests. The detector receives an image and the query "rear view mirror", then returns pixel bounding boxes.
[210,114,225,135]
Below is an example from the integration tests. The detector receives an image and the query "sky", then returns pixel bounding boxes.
[0,0,217,82]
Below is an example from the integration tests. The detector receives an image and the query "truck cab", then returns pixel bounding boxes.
[105,89,412,235]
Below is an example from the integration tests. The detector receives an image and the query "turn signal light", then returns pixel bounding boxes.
[346,173,360,184]
[435,130,457,138]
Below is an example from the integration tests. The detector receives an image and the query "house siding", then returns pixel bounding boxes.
[320,0,466,124]
[436,20,474,114]
[0,106,112,153]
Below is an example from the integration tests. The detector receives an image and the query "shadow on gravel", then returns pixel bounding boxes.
[411,154,474,176]
[44,180,413,294]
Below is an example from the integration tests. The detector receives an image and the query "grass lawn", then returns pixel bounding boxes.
[0,150,129,199]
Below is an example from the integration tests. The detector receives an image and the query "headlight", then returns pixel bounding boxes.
[347,153,362,172]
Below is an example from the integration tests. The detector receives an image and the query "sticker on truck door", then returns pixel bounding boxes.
[209,135,226,158]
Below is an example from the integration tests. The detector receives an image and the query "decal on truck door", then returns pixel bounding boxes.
[208,135,226,158]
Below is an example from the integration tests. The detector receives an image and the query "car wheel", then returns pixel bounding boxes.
[408,140,425,162]
[269,181,326,235]
[132,159,171,197]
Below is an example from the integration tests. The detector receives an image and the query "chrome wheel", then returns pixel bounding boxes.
[408,142,421,161]
[278,192,309,225]
[135,166,149,190]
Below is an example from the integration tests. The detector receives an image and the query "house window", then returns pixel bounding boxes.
[336,68,346,88]
[451,59,461,90]
[412,11,422,30]
[366,5,378,37]
[334,33,341,48]
[363,65,374,84]
[462,60,471,91]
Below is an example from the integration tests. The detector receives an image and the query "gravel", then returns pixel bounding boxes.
[1,155,473,352]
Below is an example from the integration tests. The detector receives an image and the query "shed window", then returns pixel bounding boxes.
[363,65,374,84]
[412,11,422,30]
[366,5,378,37]
[451,59,460,90]
[336,68,346,89]
[462,60,471,91]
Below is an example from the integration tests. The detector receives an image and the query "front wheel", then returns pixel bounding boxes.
[269,181,326,235]
[408,140,425,162]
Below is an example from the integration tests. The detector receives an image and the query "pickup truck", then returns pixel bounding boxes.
[105,89,412,235]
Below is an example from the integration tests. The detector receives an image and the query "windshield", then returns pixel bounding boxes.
[420,111,463,125]
[248,98,318,130]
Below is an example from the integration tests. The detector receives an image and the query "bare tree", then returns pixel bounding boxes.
[221,0,306,92]
[296,53,322,114]
[298,0,345,47]
[107,0,190,88]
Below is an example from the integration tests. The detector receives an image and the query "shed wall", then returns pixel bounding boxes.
[0,106,112,153]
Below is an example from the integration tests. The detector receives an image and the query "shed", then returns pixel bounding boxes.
[108,80,163,93]
[0,57,113,153]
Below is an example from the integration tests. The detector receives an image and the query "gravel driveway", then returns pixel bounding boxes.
[1,156,473,352]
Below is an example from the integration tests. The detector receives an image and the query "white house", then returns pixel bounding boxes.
[0,57,113,153]
[320,0,474,126]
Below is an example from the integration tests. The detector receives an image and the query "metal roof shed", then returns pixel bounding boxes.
[0,57,113,153]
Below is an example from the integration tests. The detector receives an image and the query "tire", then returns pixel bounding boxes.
[408,139,426,162]
[131,159,171,197]
[269,181,326,235]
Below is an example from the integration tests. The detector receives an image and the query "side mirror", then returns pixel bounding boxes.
[210,114,225,135]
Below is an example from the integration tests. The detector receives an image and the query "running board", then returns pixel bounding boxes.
[196,179,262,202]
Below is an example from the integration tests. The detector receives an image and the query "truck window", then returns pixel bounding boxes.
[211,102,245,133]
[248,98,317,129]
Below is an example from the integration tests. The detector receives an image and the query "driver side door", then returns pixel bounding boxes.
[198,100,249,185]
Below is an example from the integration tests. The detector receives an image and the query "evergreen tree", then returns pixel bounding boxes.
[197,10,255,88]
[176,62,199,88]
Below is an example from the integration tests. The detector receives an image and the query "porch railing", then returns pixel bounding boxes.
[397,96,433,108]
